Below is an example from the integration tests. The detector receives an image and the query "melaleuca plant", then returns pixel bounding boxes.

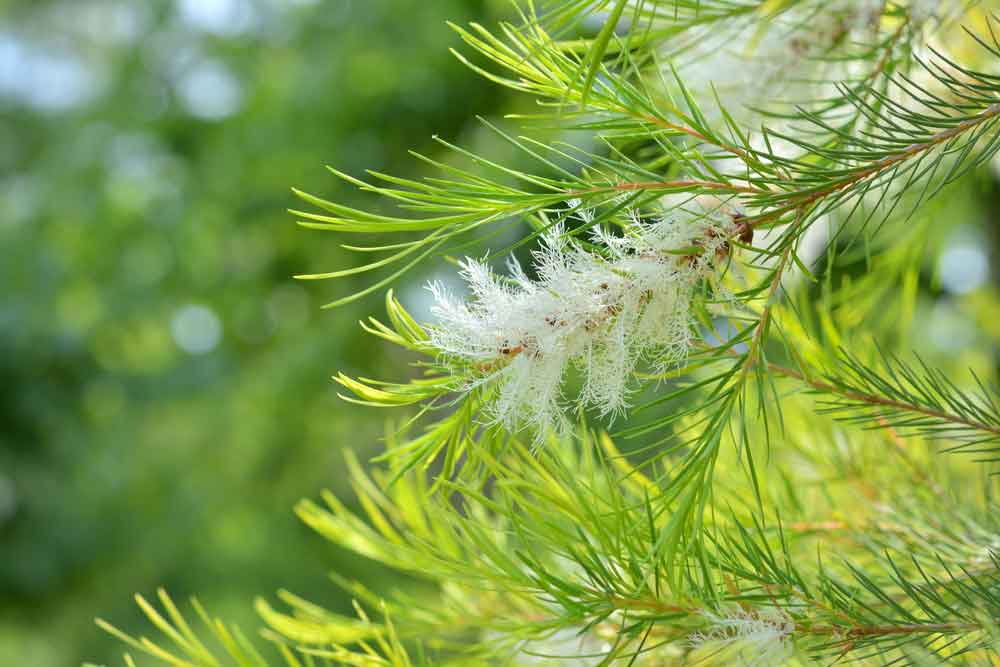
[96,1,1000,666]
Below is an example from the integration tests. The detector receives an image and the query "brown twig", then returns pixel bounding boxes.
[747,102,1000,227]
[766,362,1000,439]
[570,179,766,197]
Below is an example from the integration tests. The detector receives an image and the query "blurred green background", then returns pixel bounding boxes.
[4,2,1000,666]
[0,0,514,664]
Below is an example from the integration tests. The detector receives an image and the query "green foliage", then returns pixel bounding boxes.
[91,1,1000,666]
[810,347,1000,461]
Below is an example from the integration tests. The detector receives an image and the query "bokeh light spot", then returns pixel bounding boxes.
[171,304,222,354]
[176,0,257,37]
[175,59,243,120]
[939,243,989,295]
[0,32,102,111]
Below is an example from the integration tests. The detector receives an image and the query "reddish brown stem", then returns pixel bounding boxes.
[767,362,1000,438]
[749,102,1000,226]
[569,179,765,197]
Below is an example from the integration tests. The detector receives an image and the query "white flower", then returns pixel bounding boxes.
[500,613,684,666]
[426,198,738,434]
[666,0,960,135]
[906,0,955,25]
[508,627,609,667]
[688,607,796,667]
[668,1,881,124]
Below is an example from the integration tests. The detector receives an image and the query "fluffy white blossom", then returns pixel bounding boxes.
[427,199,739,433]
[688,607,796,667]
[669,1,879,125]
[669,0,958,131]
[507,627,610,666]
[907,0,958,25]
